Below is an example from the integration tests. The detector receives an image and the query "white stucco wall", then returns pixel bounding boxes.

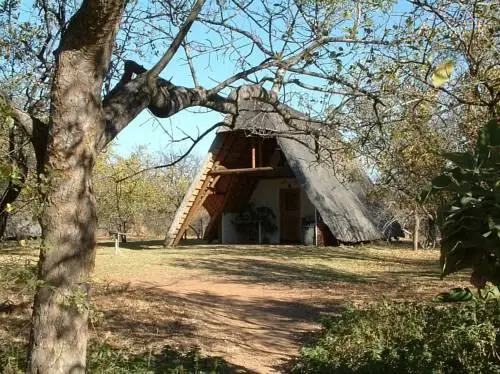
[221,178,316,244]
[250,179,289,243]
[221,212,244,244]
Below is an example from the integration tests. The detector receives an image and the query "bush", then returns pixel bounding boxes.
[0,343,230,374]
[0,344,26,374]
[87,344,230,374]
[292,300,500,374]
[422,119,500,285]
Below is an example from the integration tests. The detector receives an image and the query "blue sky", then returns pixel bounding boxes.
[112,25,229,158]
[111,0,409,160]
[109,4,321,159]
[112,104,223,158]
[110,15,265,159]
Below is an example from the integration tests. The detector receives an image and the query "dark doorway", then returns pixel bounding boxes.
[279,188,301,243]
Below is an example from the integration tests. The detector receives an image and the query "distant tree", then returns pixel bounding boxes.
[363,90,449,249]
[348,0,499,249]
[93,148,199,237]
[0,96,32,238]
[188,209,211,240]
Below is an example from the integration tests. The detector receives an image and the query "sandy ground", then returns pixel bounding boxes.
[88,241,467,373]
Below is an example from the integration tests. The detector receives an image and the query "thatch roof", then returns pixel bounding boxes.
[166,85,382,245]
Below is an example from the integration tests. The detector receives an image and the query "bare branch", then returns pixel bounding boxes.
[200,18,274,56]
[183,40,199,87]
[206,59,277,95]
[148,0,207,78]
[116,122,222,182]
[1,91,34,137]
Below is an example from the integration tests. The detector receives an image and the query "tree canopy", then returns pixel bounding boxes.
[93,148,198,236]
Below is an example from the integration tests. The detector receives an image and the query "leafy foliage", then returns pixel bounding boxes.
[93,149,198,236]
[292,300,500,374]
[232,203,278,235]
[431,60,456,88]
[436,287,473,302]
[423,119,500,284]
[87,344,230,374]
[1,343,231,374]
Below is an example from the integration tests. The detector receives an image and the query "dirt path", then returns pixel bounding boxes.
[92,242,467,373]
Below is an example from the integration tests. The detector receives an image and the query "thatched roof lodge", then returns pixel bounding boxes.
[166,86,383,246]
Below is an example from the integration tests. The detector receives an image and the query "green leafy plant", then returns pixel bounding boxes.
[436,287,474,302]
[1,343,230,373]
[232,203,277,235]
[292,300,500,374]
[422,119,500,286]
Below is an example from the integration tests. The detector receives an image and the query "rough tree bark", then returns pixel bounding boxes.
[26,0,127,371]
[21,0,233,370]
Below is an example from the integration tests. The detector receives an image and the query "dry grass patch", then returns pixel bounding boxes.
[1,240,469,373]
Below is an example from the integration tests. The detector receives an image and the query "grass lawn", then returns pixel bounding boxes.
[1,240,469,373]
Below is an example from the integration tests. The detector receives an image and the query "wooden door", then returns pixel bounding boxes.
[280,188,301,243]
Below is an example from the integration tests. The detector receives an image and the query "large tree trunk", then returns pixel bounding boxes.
[26,0,125,372]
[26,146,97,373]
[23,0,221,369]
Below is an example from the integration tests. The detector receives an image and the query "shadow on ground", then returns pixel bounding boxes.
[171,256,369,286]
[98,239,165,250]
[93,283,340,372]
[0,340,249,374]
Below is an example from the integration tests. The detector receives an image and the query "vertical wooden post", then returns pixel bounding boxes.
[114,234,120,255]
[251,138,256,168]
[258,139,262,167]
[314,208,318,247]
[413,209,420,251]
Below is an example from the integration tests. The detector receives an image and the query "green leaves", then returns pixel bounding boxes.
[4,202,13,213]
[431,60,455,87]
[436,287,473,302]
[431,174,453,189]
[477,119,500,158]
[425,119,500,285]
[293,300,500,374]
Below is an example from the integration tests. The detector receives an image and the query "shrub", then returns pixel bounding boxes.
[292,300,500,374]
[87,344,230,374]
[0,344,26,374]
[0,343,230,373]
[422,119,500,285]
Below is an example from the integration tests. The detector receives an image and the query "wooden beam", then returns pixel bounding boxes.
[208,166,296,178]
[209,166,275,175]
[203,175,238,242]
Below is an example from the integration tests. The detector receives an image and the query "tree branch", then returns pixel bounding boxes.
[115,122,222,182]
[148,0,207,78]
[183,40,199,87]
[101,60,237,151]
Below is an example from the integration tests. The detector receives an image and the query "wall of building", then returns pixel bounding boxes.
[221,212,245,244]
[221,178,317,245]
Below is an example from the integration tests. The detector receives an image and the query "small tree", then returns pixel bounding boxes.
[93,148,198,237]
[423,119,500,286]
